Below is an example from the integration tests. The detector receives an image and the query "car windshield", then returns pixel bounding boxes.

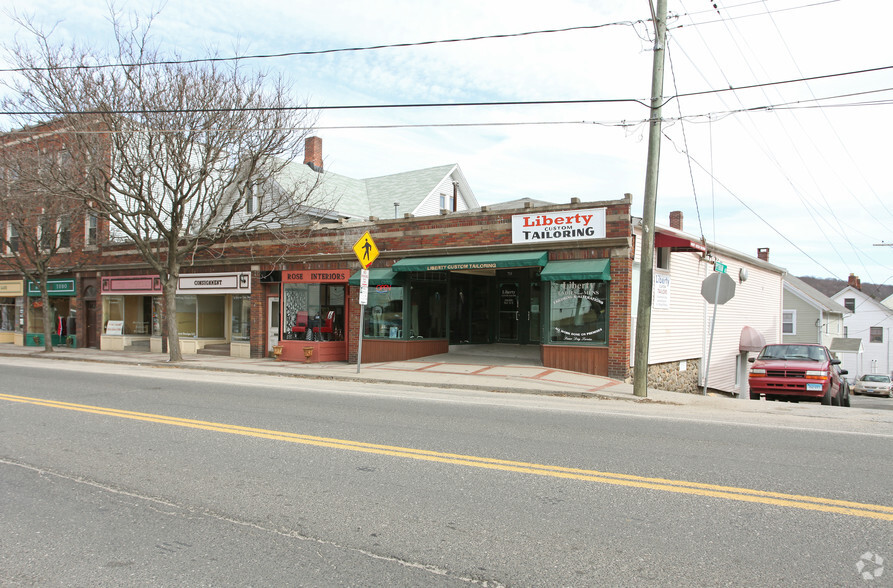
[758,345,825,361]
[861,375,891,383]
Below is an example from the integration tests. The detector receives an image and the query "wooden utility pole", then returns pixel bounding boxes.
[633,0,668,398]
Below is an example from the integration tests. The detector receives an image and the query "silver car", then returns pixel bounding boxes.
[852,374,893,397]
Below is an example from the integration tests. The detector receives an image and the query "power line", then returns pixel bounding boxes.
[0,1,831,75]
[3,64,889,119]
[0,23,638,74]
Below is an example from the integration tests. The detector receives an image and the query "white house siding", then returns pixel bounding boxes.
[631,228,783,394]
[413,174,469,217]
[696,257,782,394]
[823,314,844,348]
[832,287,893,378]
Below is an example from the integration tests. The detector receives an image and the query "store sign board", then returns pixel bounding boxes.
[283,269,350,283]
[178,272,250,294]
[511,208,606,244]
[102,275,163,295]
[27,279,76,297]
[0,280,24,296]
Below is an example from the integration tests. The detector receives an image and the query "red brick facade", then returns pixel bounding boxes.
[2,194,634,379]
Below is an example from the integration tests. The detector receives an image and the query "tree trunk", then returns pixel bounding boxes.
[40,287,54,352]
[163,277,182,362]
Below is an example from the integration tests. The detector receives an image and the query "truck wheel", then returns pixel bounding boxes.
[821,387,832,405]
[750,392,761,400]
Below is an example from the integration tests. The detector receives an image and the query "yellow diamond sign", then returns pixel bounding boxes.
[353,231,379,269]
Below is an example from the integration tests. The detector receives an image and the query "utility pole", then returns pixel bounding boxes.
[633,0,668,398]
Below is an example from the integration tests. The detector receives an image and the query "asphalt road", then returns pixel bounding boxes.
[851,392,893,411]
[1,357,891,587]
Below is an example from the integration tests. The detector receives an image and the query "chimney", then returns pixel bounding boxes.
[304,136,323,172]
[757,248,769,261]
[848,273,862,290]
[669,210,683,230]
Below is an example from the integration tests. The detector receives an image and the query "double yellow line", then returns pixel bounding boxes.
[3,392,892,521]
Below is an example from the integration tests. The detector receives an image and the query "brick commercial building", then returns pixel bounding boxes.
[1,138,634,380]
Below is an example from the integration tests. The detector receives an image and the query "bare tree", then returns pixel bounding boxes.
[0,133,86,351]
[2,7,329,361]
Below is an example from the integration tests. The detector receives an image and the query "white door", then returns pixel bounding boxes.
[267,296,280,353]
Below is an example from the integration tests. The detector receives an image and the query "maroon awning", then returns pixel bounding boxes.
[654,231,707,253]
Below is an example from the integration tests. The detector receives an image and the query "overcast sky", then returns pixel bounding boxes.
[2,0,892,284]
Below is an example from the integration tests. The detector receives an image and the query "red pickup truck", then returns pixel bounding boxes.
[747,343,849,406]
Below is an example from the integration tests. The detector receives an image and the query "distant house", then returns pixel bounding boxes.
[782,275,849,347]
[277,137,478,221]
[632,212,785,396]
[831,275,893,378]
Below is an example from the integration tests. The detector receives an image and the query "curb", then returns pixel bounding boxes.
[0,350,660,403]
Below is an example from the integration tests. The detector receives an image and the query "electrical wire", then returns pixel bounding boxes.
[0,22,638,74]
[2,64,889,118]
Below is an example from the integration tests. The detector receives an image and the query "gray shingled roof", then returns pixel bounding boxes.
[785,275,850,314]
[275,160,462,220]
[830,337,863,353]
[365,165,456,218]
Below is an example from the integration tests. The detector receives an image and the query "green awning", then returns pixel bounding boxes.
[391,251,548,273]
[348,268,405,286]
[540,259,611,281]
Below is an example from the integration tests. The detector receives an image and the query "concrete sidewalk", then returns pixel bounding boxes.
[3,345,893,429]
[0,343,682,403]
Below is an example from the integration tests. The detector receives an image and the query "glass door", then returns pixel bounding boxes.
[267,296,280,353]
[498,282,519,342]
[529,281,541,343]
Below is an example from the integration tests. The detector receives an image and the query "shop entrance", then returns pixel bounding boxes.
[449,275,490,344]
[448,268,541,346]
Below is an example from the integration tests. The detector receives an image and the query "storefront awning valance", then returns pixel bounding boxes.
[348,268,405,286]
[654,232,707,253]
[540,259,611,281]
[391,251,548,273]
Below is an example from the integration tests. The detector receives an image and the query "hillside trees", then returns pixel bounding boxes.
[2,8,328,361]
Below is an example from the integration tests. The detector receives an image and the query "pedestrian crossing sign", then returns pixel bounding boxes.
[353,231,379,269]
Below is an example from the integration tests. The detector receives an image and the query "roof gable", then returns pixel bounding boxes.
[784,275,849,314]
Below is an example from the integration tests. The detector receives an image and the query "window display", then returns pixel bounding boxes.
[283,283,344,341]
[365,286,404,338]
[549,281,608,344]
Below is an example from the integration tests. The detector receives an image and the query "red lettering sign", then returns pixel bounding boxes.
[283,269,350,283]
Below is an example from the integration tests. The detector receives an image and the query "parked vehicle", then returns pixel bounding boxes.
[748,344,848,406]
[851,374,893,397]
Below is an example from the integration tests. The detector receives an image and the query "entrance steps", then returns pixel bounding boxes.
[197,343,231,356]
[124,340,150,352]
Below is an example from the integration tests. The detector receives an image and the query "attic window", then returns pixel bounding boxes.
[844,298,855,312]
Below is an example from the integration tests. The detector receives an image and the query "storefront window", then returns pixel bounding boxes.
[283,283,345,341]
[197,296,225,338]
[231,294,250,341]
[29,297,73,336]
[409,281,446,339]
[103,295,124,333]
[152,297,163,336]
[102,295,152,335]
[0,297,15,332]
[549,281,608,344]
[365,286,404,338]
[15,297,23,333]
[176,295,197,337]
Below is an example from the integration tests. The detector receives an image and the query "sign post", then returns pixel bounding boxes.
[353,232,379,373]
[700,267,736,395]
